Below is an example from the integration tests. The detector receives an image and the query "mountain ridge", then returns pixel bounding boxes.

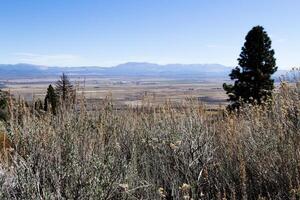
[0,62,233,78]
[0,62,288,79]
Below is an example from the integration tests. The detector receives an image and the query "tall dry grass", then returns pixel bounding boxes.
[0,80,299,200]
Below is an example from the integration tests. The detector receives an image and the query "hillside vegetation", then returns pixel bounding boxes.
[0,80,298,200]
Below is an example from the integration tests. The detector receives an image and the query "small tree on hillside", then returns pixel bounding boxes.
[35,99,44,111]
[223,25,277,110]
[55,73,75,105]
[0,90,9,121]
[44,84,58,115]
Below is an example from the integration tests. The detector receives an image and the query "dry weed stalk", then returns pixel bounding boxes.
[0,79,298,199]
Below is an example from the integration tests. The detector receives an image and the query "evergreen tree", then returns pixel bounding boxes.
[0,90,8,121]
[35,99,44,110]
[223,26,277,110]
[0,90,7,109]
[55,73,74,103]
[44,84,58,115]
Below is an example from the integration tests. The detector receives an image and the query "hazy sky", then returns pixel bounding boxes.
[0,0,299,69]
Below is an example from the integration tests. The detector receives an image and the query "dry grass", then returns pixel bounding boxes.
[0,81,299,199]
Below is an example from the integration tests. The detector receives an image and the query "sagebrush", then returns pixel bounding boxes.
[0,81,299,200]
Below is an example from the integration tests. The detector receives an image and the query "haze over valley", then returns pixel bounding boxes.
[0,62,237,107]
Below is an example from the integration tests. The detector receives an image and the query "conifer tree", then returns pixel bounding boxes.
[35,99,44,110]
[55,73,74,103]
[0,90,7,110]
[223,26,277,110]
[44,84,57,115]
[0,90,8,121]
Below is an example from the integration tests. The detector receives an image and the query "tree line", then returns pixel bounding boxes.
[0,25,280,118]
[0,73,75,121]
[39,73,75,115]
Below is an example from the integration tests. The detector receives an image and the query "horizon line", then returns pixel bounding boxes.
[0,62,293,70]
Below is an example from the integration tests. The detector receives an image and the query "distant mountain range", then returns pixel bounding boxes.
[0,62,288,79]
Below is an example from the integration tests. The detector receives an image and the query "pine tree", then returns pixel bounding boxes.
[0,90,8,121]
[223,26,277,110]
[55,73,74,103]
[44,84,57,115]
[0,90,7,110]
[35,99,44,110]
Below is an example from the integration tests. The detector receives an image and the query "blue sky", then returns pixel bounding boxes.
[0,0,299,69]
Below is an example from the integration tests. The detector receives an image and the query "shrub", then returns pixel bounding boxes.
[0,81,299,199]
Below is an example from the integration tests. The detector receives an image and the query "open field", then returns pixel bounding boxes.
[1,76,229,109]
